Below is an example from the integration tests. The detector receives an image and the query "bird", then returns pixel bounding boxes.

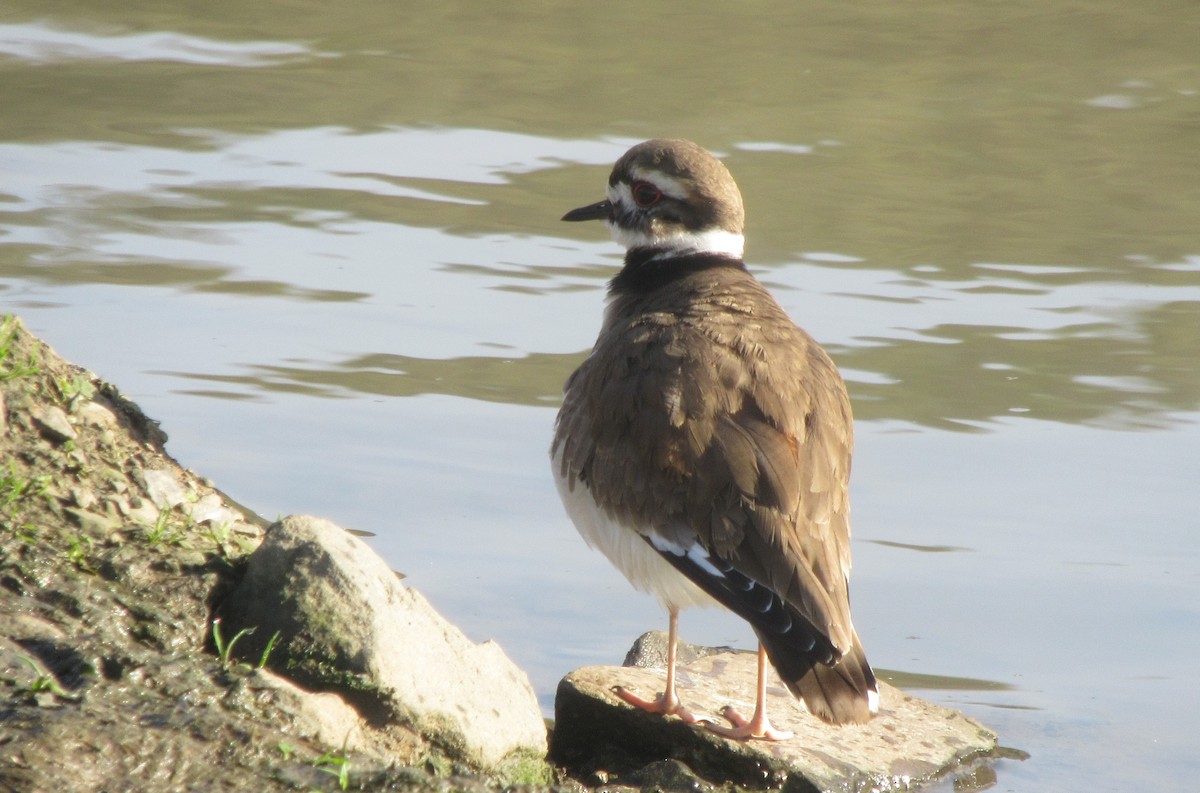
[550,139,878,739]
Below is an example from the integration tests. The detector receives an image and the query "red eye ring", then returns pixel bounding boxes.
[631,180,663,208]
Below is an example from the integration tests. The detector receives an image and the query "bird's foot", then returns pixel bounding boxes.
[613,686,701,724]
[705,705,794,741]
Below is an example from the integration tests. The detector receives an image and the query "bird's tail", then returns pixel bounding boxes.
[756,628,878,725]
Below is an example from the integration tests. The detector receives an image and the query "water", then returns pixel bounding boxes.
[3,2,1199,790]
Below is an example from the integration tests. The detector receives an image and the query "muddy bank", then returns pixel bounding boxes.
[0,316,549,792]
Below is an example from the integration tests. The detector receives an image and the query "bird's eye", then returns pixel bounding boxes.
[631,181,663,208]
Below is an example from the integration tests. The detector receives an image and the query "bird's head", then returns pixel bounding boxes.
[563,139,745,259]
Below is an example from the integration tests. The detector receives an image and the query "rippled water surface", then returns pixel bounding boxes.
[3,3,1199,790]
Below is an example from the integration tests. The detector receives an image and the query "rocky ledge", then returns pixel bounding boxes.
[0,315,998,792]
[553,632,997,792]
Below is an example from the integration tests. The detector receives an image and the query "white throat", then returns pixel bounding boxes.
[608,223,745,258]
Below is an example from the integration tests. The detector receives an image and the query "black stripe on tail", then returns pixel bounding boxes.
[649,536,877,725]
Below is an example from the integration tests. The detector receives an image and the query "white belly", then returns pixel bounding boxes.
[552,446,718,612]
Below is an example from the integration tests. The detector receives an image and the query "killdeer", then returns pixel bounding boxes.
[551,139,878,738]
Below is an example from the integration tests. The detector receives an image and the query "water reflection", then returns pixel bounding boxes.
[0,255,369,302]
[835,264,1200,429]
[0,21,312,67]
[879,669,1012,693]
[82,238,1196,431]
[155,351,583,406]
[6,123,1194,430]
[867,540,974,554]
[145,262,1200,431]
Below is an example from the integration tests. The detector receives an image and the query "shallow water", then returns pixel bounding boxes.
[3,2,1199,790]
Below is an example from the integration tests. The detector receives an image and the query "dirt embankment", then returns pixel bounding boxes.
[0,316,544,792]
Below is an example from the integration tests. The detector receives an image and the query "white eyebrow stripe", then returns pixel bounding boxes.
[626,166,690,201]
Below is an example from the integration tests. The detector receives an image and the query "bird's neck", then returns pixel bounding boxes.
[610,224,744,260]
[610,248,748,296]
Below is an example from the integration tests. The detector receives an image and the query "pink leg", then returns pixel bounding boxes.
[615,608,700,724]
[706,644,794,741]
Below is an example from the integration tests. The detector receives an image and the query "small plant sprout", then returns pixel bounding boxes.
[211,618,254,668]
[314,749,351,791]
[145,504,189,545]
[16,655,76,700]
[1,461,50,515]
[55,373,96,403]
[203,520,232,549]
[1,461,50,539]
[65,533,97,574]
[258,631,282,669]
[0,315,41,381]
[146,507,173,544]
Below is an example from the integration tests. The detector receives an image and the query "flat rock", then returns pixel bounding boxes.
[31,404,76,443]
[552,632,997,792]
[218,514,548,770]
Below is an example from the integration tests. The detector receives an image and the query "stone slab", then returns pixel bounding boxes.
[552,635,997,792]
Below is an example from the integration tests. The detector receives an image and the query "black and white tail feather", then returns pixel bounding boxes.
[647,534,879,725]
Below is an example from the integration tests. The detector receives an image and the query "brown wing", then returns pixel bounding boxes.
[682,346,877,724]
[652,272,875,724]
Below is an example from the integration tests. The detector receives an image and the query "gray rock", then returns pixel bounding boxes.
[63,505,122,535]
[31,404,76,443]
[74,399,117,429]
[552,632,997,792]
[143,467,190,510]
[219,514,548,770]
[623,630,734,669]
